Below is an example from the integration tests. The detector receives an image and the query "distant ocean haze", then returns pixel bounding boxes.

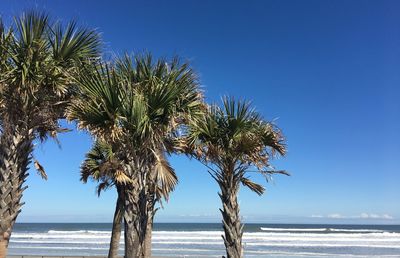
[8,223,400,257]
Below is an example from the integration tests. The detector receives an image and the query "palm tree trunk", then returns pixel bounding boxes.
[143,207,155,257]
[123,188,154,257]
[122,161,156,258]
[123,194,148,257]
[219,178,243,258]
[123,190,141,258]
[122,178,147,258]
[0,127,33,258]
[0,239,7,258]
[108,186,124,258]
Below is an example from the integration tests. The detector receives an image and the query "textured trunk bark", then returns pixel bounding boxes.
[108,186,124,258]
[123,180,147,258]
[123,190,140,258]
[0,128,33,258]
[0,237,8,258]
[219,178,243,258]
[123,189,153,257]
[122,158,157,258]
[143,209,154,257]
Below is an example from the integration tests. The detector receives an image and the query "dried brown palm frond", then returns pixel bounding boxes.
[114,170,133,185]
[33,160,48,181]
[153,151,178,201]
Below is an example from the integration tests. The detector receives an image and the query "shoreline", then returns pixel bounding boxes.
[8,224,399,257]
[7,257,168,258]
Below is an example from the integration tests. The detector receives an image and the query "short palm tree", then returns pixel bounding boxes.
[81,140,178,258]
[184,97,287,258]
[81,141,126,258]
[0,12,100,256]
[67,54,202,258]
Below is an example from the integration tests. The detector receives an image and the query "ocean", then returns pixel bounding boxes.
[8,223,400,257]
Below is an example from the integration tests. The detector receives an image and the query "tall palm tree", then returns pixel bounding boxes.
[183,97,288,258]
[0,12,101,256]
[81,140,178,258]
[67,54,202,258]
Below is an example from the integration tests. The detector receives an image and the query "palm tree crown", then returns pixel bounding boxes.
[0,11,101,139]
[68,54,202,185]
[185,97,287,194]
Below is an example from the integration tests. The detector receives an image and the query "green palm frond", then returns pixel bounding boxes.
[69,53,202,151]
[81,140,131,196]
[67,63,123,141]
[50,21,101,63]
[81,140,115,183]
[14,11,49,48]
[0,11,101,142]
[185,96,287,195]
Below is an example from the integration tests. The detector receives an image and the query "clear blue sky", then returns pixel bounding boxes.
[1,0,399,224]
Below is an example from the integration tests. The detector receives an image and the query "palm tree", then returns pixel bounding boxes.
[0,12,101,256]
[81,140,178,258]
[183,97,288,258]
[80,141,126,258]
[67,54,202,258]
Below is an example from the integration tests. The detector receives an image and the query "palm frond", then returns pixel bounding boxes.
[185,96,287,193]
[81,140,115,182]
[33,159,48,180]
[114,170,133,185]
[50,20,101,62]
[67,63,123,141]
[240,177,265,195]
[153,151,178,201]
[96,181,111,197]
[14,11,49,48]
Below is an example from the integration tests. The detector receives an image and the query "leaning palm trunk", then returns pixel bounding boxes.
[219,176,243,258]
[108,185,124,258]
[0,126,33,257]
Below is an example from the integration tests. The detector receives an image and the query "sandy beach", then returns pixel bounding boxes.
[7,256,114,258]
[7,256,107,258]
[5,256,172,258]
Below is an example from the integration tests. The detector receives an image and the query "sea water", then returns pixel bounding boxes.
[8,223,400,257]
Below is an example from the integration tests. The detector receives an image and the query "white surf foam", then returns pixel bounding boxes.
[260,227,385,233]
[9,228,400,257]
